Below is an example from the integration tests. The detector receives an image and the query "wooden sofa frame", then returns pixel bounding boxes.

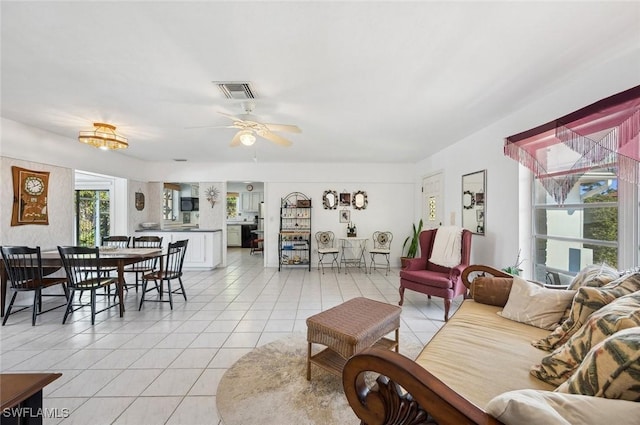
[342,265,512,425]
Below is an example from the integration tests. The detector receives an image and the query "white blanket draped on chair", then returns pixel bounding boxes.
[429,226,463,268]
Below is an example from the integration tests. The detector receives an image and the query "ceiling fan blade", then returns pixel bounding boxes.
[264,123,301,133]
[217,111,244,121]
[259,130,293,147]
[230,131,242,147]
[184,124,237,130]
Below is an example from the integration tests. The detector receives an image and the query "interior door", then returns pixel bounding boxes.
[422,172,444,230]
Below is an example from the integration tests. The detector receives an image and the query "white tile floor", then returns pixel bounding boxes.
[0,248,458,425]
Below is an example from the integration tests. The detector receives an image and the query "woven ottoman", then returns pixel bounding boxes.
[306,297,401,380]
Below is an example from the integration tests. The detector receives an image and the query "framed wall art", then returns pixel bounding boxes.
[11,166,50,226]
[339,192,351,206]
[340,209,350,223]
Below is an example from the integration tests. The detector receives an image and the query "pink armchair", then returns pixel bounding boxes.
[399,228,472,321]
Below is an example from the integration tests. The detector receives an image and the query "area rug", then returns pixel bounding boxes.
[216,333,423,425]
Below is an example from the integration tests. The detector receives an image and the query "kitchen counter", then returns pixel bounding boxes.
[133,229,222,269]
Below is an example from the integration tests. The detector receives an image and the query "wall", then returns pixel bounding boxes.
[415,47,640,276]
[266,182,414,269]
[0,157,74,250]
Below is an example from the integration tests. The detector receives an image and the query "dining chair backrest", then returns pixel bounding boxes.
[58,246,104,289]
[372,231,393,250]
[131,236,163,270]
[102,236,130,248]
[1,246,45,290]
[164,239,189,279]
[315,231,337,250]
[132,236,163,248]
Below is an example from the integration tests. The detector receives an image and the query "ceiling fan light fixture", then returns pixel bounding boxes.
[239,130,256,146]
[78,123,128,150]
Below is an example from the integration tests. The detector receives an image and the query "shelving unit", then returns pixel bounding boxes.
[279,192,311,271]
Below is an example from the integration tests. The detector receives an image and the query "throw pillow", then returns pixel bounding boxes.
[485,389,640,425]
[530,292,640,386]
[470,277,513,307]
[497,276,576,330]
[555,327,640,401]
[567,263,619,290]
[533,272,640,351]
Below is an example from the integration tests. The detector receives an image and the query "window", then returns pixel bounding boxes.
[227,192,239,218]
[532,169,618,284]
[75,190,110,246]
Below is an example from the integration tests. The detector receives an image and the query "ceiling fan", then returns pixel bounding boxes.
[214,102,301,148]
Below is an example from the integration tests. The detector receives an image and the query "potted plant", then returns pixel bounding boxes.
[502,249,524,276]
[401,219,423,269]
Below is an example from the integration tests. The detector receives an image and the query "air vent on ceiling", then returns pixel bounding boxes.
[214,82,257,100]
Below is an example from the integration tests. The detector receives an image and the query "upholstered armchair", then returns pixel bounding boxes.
[399,228,472,321]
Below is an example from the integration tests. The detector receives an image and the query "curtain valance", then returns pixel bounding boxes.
[504,86,640,204]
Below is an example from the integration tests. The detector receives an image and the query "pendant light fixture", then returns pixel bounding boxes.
[78,123,128,150]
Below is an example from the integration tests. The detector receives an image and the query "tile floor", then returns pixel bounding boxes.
[0,248,458,425]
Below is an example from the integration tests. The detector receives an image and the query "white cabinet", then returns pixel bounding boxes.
[241,192,263,212]
[136,231,222,270]
[227,225,241,247]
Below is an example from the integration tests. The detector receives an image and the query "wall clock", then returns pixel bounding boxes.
[11,166,50,226]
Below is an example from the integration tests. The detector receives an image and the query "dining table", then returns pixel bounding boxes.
[1,247,163,319]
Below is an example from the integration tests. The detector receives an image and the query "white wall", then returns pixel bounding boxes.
[415,46,640,276]
[0,157,74,250]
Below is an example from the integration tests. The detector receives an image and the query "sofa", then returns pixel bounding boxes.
[343,265,640,425]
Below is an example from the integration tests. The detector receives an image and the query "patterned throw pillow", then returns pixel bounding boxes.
[498,277,576,330]
[533,273,640,351]
[567,263,619,290]
[555,327,640,401]
[530,292,640,386]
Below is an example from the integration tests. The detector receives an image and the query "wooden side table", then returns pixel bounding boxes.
[306,297,401,380]
[1,373,62,425]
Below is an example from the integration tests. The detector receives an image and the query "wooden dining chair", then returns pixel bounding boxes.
[139,239,188,310]
[125,236,163,292]
[1,246,68,326]
[58,246,120,325]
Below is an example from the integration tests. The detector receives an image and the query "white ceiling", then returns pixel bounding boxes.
[2,1,639,164]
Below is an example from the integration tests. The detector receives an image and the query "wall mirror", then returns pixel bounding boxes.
[323,190,337,209]
[352,190,368,210]
[461,170,486,235]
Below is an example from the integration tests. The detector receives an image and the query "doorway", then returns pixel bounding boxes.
[226,181,265,266]
[422,171,444,229]
[75,189,110,246]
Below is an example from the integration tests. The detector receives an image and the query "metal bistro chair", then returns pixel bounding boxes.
[139,239,188,310]
[315,231,340,274]
[1,246,69,326]
[125,236,163,292]
[369,231,393,275]
[58,246,120,325]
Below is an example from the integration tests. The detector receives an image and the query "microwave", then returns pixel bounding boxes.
[180,197,199,211]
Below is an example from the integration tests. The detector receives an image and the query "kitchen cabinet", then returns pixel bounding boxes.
[135,230,222,269]
[227,225,241,247]
[241,191,263,212]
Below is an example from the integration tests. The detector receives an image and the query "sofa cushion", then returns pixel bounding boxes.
[533,272,640,351]
[470,276,513,307]
[415,300,553,409]
[555,327,640,401]
[530,292,640,386]
[567,263,620,290]
[497,276,576,330]
[486,389,640,425]
[399,269,451,289]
